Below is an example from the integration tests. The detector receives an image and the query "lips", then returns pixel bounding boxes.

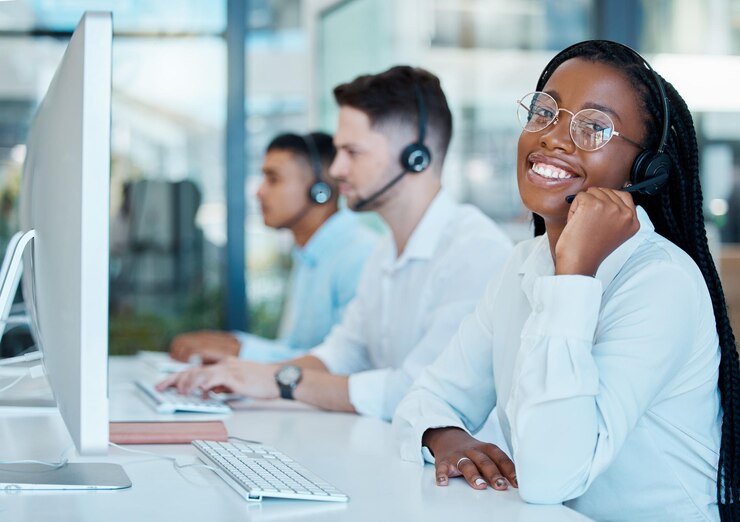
[525,153,581,187]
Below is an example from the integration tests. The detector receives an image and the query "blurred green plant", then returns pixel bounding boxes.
[109,286,225,355]
[109,285,283,355]
[247,299,282,339]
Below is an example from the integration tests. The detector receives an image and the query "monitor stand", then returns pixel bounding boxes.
[0,463,131,490]
[0,232,132,490]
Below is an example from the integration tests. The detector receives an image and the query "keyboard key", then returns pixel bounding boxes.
[192,440,348,502]
[135,381,231,414]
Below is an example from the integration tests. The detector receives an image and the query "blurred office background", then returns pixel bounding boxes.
[0,0,739,354]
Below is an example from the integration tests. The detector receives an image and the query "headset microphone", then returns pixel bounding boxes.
[564,171,670,204]
[353,170,409,210]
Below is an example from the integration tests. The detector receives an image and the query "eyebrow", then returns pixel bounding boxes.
[334,142,365,154]
[544,90,623,123]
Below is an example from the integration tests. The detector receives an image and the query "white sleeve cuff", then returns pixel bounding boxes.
[396,415,469,464]
[421,446,435,464]
[524,275,602,341]
[231,331,249,353]
[348,369,391,419]
[309,343,340,373]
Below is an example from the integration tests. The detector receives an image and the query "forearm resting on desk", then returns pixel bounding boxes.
[156,354,355,412]
[276,355,355,412]
[288,354,330,372]
[293,369,355,414]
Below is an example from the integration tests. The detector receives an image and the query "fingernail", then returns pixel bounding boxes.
[437,476,447,485]
[475,478,486,486]
[495,478,506,488]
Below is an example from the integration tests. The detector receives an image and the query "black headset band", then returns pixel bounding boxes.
[300,133,323,183]
[414,84,427,147]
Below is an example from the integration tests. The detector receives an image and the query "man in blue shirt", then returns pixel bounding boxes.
[169,132,377,363]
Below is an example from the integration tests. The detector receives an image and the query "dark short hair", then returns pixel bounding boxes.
[333,65,453,164]
[266,132,336,176]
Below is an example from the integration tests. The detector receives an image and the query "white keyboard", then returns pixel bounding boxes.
[193,440,348,502]
[135,380,231,414]
[136,351,197,374]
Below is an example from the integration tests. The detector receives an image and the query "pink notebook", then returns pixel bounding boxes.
[109,421,228,444]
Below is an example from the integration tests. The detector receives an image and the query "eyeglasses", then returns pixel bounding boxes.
[516,91,643,152]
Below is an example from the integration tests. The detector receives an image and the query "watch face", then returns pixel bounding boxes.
[277,365,301,386]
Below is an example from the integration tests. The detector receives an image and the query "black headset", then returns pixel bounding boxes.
[354,84,432,210]
[538,41,672,201]
[301,133,332,205]
[400,84,432,173]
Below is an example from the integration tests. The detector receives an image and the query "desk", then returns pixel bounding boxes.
[0,357,593,522]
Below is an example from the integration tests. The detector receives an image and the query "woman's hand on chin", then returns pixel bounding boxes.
[555,187,639,276]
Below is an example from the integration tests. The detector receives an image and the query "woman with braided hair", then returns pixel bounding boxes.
[394,40,739,521]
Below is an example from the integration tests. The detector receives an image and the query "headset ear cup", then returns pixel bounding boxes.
[630,150,671,196]
[630,150,652,186]
[400,143,431,173]
[309,181,332,205]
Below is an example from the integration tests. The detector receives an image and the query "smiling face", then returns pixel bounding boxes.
[517,58,649,227]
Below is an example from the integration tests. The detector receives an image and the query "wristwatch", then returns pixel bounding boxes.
[275,365,302,400]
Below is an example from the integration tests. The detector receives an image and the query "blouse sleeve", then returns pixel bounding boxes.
[506,262,703,504]
[393,274,502,464]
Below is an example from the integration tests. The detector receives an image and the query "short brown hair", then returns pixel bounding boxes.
[333,65,453,165]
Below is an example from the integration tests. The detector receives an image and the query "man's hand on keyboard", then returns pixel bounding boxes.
[169,331,240,364]
[156,358,280,400]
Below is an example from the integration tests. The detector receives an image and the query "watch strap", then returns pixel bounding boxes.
[279,382,294,400]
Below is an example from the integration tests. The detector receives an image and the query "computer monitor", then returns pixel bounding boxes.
[19,9,112,456]
[0,11,130,490]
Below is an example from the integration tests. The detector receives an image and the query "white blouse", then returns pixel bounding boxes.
[394,206,721,522]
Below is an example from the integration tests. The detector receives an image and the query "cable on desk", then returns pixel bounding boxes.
[0,364,44,394]
[108,442,220,474]
[0,445,72,471]
[228,436,262,445]
[0,347,41,367]
[0,374,26,394]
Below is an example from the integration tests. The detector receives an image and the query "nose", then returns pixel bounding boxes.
[256,180,267,201]
[539,108,576,153]
[328,151,346,180]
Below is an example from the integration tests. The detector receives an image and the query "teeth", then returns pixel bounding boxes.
[532,162,574,179]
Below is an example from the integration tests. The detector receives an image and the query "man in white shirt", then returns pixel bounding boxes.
[168,132,376,364]
[158,65,513,421]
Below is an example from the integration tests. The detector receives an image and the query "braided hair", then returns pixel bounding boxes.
[532,40,740,519]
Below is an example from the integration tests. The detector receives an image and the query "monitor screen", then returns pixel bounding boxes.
[19,11,112,456]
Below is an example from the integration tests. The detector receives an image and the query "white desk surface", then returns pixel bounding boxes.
[0,356,593,522]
